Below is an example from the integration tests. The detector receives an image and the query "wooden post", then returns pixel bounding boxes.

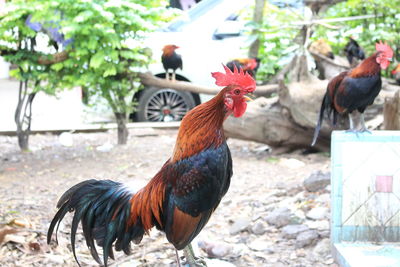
[383,90,400,130]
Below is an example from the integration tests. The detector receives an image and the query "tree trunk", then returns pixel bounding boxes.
[138,72,278,97]
[14,81,35,151]
[248,0,266,58]
[383,90,400,130]
[115,112,128,145]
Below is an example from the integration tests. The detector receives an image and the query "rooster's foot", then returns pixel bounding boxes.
[359,128,371,134]
[183,257,207,267]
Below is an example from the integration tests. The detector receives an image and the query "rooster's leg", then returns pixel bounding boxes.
[183,243,207,267]
[360,113,371,133]
[166,70,170,80]
[175,249,182,267]
[172,70,176,82]
[346,113,358,134]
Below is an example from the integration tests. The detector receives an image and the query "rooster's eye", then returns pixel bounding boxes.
[233,89,241,95]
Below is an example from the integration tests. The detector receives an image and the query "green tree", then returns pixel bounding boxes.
[0,0,174,148]
[40,0,173,144]
[0,3,69,151]
[313,0,400,62]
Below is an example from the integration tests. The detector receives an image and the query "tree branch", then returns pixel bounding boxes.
[138,72,278,96]
[0,48,68,65]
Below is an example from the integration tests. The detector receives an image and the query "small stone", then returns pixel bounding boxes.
[96,142,113,152]
[251,145,271,153]
[281,224,309,239]
[248,239,273,251]
[295,230,319,248]
[229,217,251,235]
[318,230,330,238]
[265,207,293,228]
[306,207,328,220]
[198,240,232,259]
[251,221,267,235]
[204,258,236,267]
[313,238,331,257]
[306,220,329,231]
[59,132,73,147]
[303,171,330,192]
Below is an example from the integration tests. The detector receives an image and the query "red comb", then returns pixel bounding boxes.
[376,41,393,58]
[211,65,256,93]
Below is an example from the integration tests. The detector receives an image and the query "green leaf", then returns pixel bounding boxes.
[103,66,117,77]
[90,51,105,69]
[51,63,63,71]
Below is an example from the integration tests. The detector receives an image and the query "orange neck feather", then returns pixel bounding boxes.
[162,46,175,57]
[171,89,228,162]
[349,53,381,78]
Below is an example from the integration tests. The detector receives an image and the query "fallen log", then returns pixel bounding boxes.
[138,72,278,97]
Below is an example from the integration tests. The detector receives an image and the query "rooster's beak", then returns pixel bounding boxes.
[244,95,254,102]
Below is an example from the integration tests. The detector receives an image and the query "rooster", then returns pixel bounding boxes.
[162,44,182,81]
[47,66,256,267]
[311,41,393,146]
[392,63,400,85]
[344,37,365,66]
[226,58,260,78]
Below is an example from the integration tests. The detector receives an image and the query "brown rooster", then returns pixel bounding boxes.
[162,44,182,81]
[312,41,393,146]
[47,65,256,267]
[226,58,260,78]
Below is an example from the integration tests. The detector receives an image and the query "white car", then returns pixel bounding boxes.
[133,0,251,122]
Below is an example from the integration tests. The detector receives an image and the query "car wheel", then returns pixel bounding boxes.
[136,87,196,122]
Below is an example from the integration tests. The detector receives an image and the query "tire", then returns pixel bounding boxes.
[136,87,196,122]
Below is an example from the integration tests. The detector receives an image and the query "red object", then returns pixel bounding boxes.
[212,65,256,93]
[375,175,393,193]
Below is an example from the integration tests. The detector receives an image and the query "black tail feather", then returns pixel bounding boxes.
[47,179,144,267]
[311,93,328,146]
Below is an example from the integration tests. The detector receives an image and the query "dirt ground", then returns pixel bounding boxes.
[0,128,331,267]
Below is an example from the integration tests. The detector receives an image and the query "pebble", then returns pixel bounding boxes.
[281,224,309,239]
[96,142,114,152]
[251,221,267,235]
[247,239,274,252]
[198,240,232,259]
[58,132,73,147]
[303,171,330,192]
[313,238,331,257]
[265,207,293,228]
[205,258,236,267]
[229,217,251,235]
[306,207,328,220]
[295,230,319,248]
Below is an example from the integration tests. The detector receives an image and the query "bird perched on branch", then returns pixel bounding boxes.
[312,41,393,146]
[47,65,256,267]
[226,58,260,78]
[344,37,365,66]
[392,63,400,85]
[162,44,182,81]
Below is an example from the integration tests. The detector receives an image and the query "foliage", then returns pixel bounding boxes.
[0,2,53,94]
[247,3,303,82]
[0,0,175,144]
[312,0,400,65]
[250,0,399,82]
